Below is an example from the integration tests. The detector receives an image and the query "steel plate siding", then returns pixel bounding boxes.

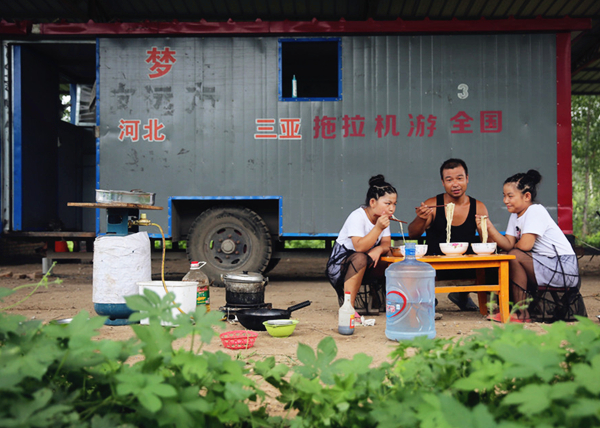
[342,37,367,214]
[204,40,220,195]
[99,34,557,236]
[472,35,501,194]
[204,40,224,196]
[231,38,243,194]
[254,38,266,193]
[222,39,234,195]
[169,38,196,196]
[264,42,280,201]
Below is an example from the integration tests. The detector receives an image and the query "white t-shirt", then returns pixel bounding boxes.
[336,207,391,251]
[505,204,574,257]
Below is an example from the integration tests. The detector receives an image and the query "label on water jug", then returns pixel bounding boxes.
[386,290,408,319]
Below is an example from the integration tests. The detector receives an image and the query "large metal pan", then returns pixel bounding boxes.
[236,300,311,331]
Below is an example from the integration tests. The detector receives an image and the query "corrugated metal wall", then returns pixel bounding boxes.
[99,33,556,236]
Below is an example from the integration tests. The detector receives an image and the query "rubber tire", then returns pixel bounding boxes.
[187,206,272,287]
[263,257,281,274]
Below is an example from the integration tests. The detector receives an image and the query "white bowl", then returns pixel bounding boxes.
[439,242,469,255]
[471,242,497,255]
[399,245,428,257]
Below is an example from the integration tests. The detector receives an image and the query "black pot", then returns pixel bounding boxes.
[236,300,311,331]
[222,271,267,305]
[225,289,265,305]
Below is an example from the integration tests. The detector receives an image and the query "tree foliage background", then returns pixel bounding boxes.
[572,95,600,247]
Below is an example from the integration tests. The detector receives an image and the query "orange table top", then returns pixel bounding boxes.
[382,254,516,264]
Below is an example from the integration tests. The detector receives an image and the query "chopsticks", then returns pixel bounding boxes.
[390,217,407,224]
[414,205,446,209]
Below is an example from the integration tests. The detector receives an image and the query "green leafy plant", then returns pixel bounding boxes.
[0,287,275,428]
[255,337,385,427]
[256,319,600,428]
[284,240,326,249]
[3,276,600,428]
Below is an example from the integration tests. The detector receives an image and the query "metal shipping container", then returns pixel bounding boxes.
[1,32,563,284]
[98,34,557,282]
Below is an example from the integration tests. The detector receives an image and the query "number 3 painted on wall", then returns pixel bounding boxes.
[458,84,469,99]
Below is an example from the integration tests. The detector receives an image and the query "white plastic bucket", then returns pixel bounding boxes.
[137,281,198,326]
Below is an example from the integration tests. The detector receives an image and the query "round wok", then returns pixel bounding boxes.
[236,300,311,331]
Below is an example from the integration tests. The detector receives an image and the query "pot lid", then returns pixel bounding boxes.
[223,271,265,282]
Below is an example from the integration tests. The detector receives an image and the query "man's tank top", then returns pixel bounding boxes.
[425,194,478,255]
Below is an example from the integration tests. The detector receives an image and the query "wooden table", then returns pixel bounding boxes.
[381,254,516,323]
[67,202,162,210]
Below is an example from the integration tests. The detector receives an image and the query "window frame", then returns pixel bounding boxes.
[278,37,342,102]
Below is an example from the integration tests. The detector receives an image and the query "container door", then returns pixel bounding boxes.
[6,42,96,232]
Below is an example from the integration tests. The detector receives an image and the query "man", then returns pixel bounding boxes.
[408,158,489,311]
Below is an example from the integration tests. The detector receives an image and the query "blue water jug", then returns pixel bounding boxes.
[385,242,436,340]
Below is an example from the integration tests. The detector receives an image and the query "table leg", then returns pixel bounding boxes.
[476,269,487,316]
[498,261,510,323]
[477,292,488,315]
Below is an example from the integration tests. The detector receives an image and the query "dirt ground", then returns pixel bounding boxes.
[1,253,600,368]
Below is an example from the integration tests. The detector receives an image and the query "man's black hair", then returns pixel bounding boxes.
[440,158,468,180]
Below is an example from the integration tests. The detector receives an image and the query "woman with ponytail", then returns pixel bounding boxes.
[326,174,397,320]
[479,170,586,322]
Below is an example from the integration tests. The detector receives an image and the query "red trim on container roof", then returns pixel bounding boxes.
[0,20,30,34]
[30,16,590,36]
[270,16,591,34]
[29,19,271,35]
[556,32,573,234]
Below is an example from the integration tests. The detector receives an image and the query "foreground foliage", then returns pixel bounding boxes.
[256,319,600,428]
[0,287,271,427]
[1,284,600,427]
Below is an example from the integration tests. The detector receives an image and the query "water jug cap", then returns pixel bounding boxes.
[405,242,416,256]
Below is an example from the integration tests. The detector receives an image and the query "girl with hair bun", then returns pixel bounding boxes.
[326,174,397,321]
[479,170,586,322]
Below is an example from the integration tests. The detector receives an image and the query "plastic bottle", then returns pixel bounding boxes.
[182,261,210,312]
[385,242,436,340]
[292,75,298,98]
[338,291,355,335]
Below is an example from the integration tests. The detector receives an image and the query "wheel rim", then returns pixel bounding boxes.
[205,224,252,269]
